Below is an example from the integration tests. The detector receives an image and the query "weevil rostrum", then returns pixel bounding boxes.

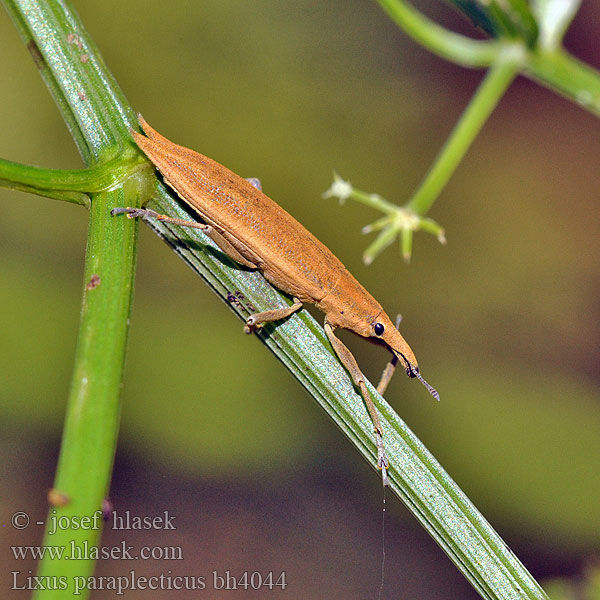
[113,115,439,485]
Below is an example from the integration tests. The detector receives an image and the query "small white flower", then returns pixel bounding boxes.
[322,173,352,203]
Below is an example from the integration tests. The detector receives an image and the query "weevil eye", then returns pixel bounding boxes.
[374,322,385,336]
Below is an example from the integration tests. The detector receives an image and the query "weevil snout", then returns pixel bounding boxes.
[376,319,440,400]
[373,316,418,370]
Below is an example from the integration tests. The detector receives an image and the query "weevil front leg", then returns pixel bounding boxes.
[377,355,399,396]
[324,321,389,485]
[244,297,303,334]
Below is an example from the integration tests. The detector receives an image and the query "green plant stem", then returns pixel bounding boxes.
[35,185,141,594]
[347,188,397,214]
[375,0,503,67]
[408,53,521,215]
[4,0,135,161]
[526,47,600,117]
[0,154,146,205]
[3,0,145,598]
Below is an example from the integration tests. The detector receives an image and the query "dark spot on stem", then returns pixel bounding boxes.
[86,274,101,290]
[226,292,242,308]
[27,40,45,70]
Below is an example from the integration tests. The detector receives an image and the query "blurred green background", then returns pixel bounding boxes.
[1,1,598,598]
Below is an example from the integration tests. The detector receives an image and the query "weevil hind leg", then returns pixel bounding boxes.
[244,297,303,334]
[111,207,209,229]
[111,207,258,269]
[324,321,389,484]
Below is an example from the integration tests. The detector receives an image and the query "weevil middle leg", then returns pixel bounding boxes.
[375,315,403,396]
[111,207,258,269]
[244,297,303,333]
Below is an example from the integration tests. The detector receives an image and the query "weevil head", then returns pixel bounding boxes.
[370,311,419,377]
[320,286,440,400]
[371,311,440,400]
[318,280,418,377]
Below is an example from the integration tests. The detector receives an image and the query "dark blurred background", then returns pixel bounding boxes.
[1,1,599,598]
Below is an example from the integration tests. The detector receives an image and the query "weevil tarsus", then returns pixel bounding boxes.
[111,206,154,218]
[378,438,389,487]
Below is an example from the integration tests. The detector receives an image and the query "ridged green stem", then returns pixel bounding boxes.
[2,0,146,597]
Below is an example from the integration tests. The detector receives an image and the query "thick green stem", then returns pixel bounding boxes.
[2,0,145,597]
[3,0,137,161]
[408,52,521,214]
[35,183,141,596]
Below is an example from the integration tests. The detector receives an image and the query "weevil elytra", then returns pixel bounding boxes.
[113,115,439,484]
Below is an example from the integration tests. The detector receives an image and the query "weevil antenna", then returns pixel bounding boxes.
[416,373,440,401]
